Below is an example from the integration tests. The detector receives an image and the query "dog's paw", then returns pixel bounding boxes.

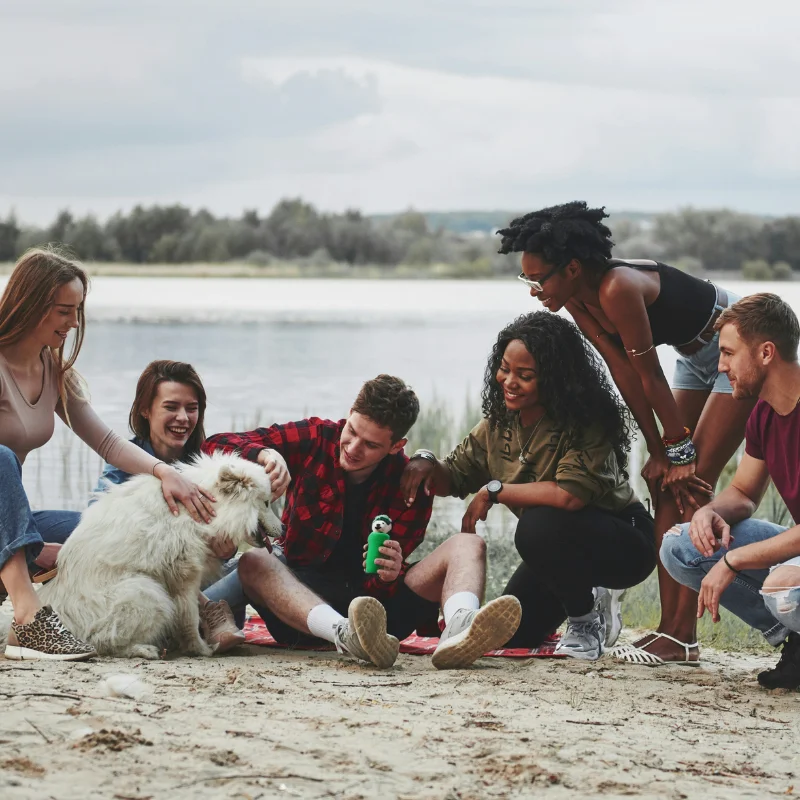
[127,644,162,660]
[181,638,215,658]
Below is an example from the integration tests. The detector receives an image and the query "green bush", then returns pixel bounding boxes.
[773,260,793,281]
[741,258,774,280]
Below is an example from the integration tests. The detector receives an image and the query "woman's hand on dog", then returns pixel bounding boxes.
[256,448,291,499]
[155,464,216,523]
[362,540,403,583]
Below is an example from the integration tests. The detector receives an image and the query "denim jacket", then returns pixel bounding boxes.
[90,436,156,503]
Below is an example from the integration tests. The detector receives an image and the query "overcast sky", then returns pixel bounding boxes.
[2,1,799,224]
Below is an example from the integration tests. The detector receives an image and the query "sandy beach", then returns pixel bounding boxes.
[2,605,799,800]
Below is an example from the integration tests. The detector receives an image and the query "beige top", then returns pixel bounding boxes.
[0,349,160,473]
[445,414,638,517]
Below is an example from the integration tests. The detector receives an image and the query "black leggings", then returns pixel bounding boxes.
[503,503,656,647]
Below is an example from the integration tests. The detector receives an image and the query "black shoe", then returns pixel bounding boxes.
[758,632,800,690]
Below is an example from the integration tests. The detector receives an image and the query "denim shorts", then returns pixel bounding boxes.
[671,288,740,394]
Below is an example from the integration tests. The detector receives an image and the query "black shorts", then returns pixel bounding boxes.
[251,564,440,647]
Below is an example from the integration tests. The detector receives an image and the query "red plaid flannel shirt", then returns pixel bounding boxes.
[202,418,433,597]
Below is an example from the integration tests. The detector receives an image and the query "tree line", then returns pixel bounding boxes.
[1,200,799,277]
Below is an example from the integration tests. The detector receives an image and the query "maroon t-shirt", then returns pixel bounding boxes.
[745,399,800,522]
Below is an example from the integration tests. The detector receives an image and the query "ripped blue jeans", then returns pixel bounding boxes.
[660,517,789,646]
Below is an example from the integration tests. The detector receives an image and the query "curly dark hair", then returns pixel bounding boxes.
[481,312,633,475]
[496,201,614,283]
[352,374,420,441]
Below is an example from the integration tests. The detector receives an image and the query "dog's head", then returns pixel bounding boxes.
[183,453,283,548]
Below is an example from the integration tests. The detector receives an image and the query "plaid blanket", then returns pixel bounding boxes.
[244,615,563,658]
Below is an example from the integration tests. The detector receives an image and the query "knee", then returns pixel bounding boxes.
[763,566,800,592]
[659,523,696,575]
[451,532,486,559]
[0,445,20,475]
[238,549,279,590]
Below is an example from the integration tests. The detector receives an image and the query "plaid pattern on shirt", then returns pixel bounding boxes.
[202,418,433,597]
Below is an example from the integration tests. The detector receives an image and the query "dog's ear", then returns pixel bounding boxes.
[217,465,257,497]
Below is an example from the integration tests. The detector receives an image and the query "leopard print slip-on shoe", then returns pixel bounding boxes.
[5,605,95,661]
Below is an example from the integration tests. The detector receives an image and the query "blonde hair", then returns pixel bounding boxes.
[0,247,89,418]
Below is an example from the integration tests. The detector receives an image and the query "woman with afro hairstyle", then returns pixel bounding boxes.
[402,312,656,661]
[496,201,751,666]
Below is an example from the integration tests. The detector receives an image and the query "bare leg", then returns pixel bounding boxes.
[638,391,756,661]
[238,549,329,634]
[763,567,800,592]
[0,551,41,625]
[403,533,487,605]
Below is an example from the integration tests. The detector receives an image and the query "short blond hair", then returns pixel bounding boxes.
[715,293,799,362]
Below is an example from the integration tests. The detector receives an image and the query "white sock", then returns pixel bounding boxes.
[443,592,480,624]
[306,604,345,643]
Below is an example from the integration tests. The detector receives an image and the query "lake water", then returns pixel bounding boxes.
[1,276,789,510]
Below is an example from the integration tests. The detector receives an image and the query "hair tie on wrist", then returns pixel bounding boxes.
[723,552,741,575]
[152,461,166,476]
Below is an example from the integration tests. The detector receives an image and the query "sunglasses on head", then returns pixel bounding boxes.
[516,262,563,293]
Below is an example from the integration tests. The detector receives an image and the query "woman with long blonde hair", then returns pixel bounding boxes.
[0,248,216,660]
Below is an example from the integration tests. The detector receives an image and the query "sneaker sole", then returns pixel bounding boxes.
[4,645,96,662]
[211,632,247,654]
[431,596,522,670]
[554,646,602,661]
[349,596,399,669]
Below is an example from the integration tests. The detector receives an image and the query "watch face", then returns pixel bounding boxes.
[487,480,502,493]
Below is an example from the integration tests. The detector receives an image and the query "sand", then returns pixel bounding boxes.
[2,610,800,800]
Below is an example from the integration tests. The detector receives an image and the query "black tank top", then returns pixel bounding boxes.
[606,259,717,347]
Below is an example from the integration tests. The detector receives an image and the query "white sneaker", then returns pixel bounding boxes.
[555,610,605,661]
[594,587,626,647]
[333,596,399,669]
[431,596,522,670]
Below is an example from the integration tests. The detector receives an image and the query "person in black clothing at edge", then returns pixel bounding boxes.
[496,202,753,666]
[402,312,656,660]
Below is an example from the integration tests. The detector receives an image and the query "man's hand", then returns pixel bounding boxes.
[697,557,737,622]
[362,540,403,583]
[401,458,436,507]
[689,507,731,557]
[209,533,237,561]
[462,487,492,533]
[257,448,291,499]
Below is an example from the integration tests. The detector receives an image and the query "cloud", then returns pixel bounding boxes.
[1,0,799,222]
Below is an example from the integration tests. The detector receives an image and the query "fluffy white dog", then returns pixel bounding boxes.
[39,453,282,659]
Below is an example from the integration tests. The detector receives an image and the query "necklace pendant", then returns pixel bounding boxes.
[518,454,526,464]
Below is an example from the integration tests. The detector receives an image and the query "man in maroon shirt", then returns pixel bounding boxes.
[661,294,800,688]
[202,375,522,670]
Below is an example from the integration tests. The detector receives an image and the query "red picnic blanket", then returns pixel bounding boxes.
[244,614,562,658]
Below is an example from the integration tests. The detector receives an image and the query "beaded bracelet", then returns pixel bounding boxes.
[665,435,697,466]
[663,426,692,446]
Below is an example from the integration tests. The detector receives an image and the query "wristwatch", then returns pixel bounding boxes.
[486,480,503,504]
[410,449,436,463]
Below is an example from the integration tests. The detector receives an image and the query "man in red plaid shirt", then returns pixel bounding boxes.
[202,375,522,669]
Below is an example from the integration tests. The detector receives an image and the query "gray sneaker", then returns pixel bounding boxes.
[431,595,522,670]
[333,596,399,669]
[555,610,606,661]
[595,587,626,647]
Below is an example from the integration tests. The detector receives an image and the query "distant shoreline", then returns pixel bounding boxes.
[0,261,780,281]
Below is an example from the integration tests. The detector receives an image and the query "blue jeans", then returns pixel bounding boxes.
[660,518,789,646]
[203,545,287,629]
[0,445,81,572]
[203,557,247,629]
